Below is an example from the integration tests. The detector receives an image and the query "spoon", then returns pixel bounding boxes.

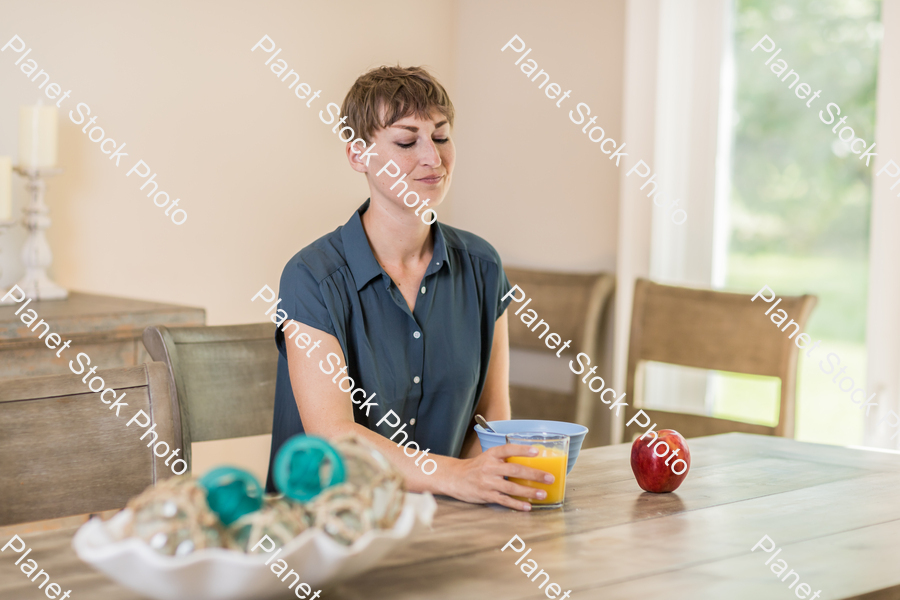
[475,414,496,433]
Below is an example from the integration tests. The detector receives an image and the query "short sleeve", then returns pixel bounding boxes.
[275,255,337,357]
[496,261,513,317]
[472,241,512,319]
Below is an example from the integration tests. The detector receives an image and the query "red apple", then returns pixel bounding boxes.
[630,429,691,493]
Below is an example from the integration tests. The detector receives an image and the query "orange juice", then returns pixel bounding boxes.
[506,445,568,505]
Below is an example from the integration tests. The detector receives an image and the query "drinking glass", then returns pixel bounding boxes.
[505,432,569,509]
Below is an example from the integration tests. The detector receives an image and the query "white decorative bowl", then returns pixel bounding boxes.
[73,492,437,600]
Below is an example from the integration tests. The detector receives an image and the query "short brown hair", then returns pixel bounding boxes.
[341,65,454,142]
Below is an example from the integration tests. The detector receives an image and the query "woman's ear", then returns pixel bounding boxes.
[345,141,369,174]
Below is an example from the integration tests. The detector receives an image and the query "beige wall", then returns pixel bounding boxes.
[450,0,624,272]
[0,0,456,325]
[1,0,626,476]
[1,0,625,316]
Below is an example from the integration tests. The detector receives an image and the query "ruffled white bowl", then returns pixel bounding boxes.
[73,492,437,600]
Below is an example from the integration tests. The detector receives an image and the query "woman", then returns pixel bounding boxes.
[266,66,551,511]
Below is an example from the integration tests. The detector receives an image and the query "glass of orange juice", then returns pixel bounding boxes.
[505,432,569,509]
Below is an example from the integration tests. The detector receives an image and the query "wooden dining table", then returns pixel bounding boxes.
[2,433,900,600]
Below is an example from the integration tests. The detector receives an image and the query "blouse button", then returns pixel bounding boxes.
[414,376,421,384]
[413,331,421,339]
[421,286,426,294]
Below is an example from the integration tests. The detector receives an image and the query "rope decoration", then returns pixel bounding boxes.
[115,435,406,554]
[122,476,228,556]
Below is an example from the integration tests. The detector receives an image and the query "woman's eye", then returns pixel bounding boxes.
[396,137,449,148]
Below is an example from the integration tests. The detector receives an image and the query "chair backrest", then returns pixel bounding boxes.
[142,324,278,471]
[0,362,178,526]
[623,278,817,441]
[505,267,615,446]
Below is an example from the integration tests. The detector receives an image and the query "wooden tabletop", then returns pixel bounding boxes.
[0,292,205,342]
[0,291,205,381]
[2,433,899,600]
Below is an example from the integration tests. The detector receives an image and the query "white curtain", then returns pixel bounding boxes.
[864,0,900,449]
[615,0,730,434]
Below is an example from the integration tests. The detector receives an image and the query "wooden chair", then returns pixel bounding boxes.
[142,324,278,472]
[505,267,615,447]
[622,278,817,441]
[0,362,178,526]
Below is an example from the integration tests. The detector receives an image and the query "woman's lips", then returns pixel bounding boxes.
[415,175,444,185]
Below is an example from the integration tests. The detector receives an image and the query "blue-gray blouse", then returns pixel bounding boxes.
[265,200,512,492]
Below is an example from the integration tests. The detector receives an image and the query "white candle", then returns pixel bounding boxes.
[18,105,58,170]
[0,156,11,221]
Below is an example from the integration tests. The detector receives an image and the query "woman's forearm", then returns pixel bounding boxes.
[309,418,462,497]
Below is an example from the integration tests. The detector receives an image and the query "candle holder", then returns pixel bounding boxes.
[11,166,68,301]
[0,218,17,305]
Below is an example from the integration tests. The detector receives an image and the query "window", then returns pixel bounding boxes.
[638,0,882,447]
[719,0,881,446]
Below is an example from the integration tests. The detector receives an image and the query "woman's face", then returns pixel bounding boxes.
[350,108,455,213]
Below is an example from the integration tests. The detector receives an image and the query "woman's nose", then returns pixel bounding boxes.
[419,139,442,167]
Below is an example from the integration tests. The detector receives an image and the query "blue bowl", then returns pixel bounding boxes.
[474,419,589,474]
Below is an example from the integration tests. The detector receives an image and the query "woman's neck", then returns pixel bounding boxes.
[360,197,434,271]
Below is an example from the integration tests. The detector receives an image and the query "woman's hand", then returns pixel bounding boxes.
[444,444,555,511]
